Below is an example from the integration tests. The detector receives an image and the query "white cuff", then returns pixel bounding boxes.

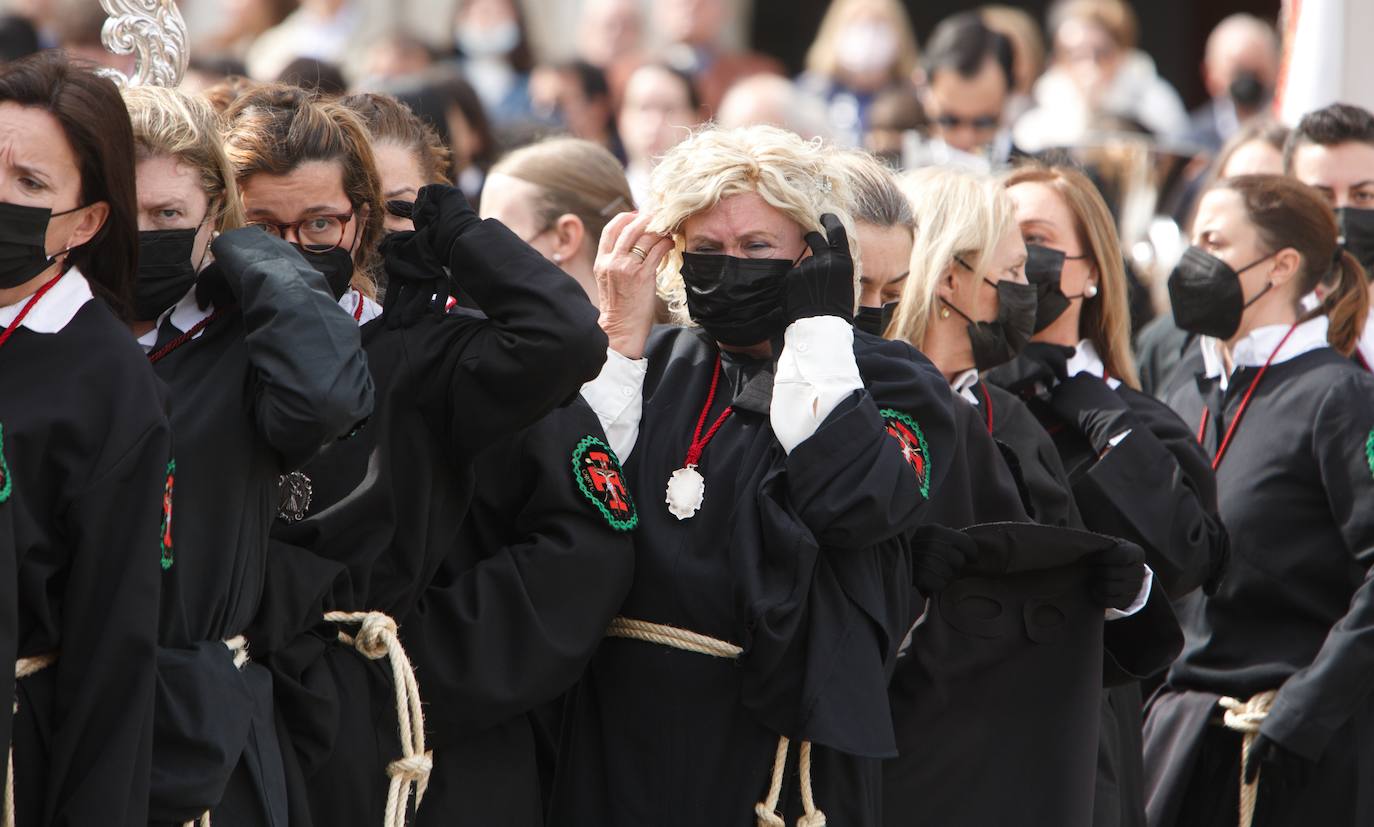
[579,348,646,460]
[770,316,863,454]
[1105,564,1154,621]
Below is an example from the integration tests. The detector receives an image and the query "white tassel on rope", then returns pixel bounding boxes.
[325,611,432,827]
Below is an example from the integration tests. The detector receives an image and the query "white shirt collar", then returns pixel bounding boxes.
[1200,316,1330,391]
[340,288,383,326]
[0,268,93,334]
[137,286,214,352]
[950,368,980,405]
[1067,339,1122,389]
[1356,307,1374,372]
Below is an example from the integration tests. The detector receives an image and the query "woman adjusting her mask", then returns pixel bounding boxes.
[555,124,957,827]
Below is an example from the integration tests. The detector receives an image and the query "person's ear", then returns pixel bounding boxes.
[937,262,959,304]
[552,213,584,264]
[1269,246,1302,288]
[59,201,109,253]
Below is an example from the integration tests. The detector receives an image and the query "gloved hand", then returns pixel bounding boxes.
[1049,374,1136,455]
[379,229,453,328]
[194,261,236,311]
[784,213,855,324]
[1087,539,1146,610]
[1244,734,1312,790]
[411,183,482,264]
[910,524,977,596]
[982,342,1075,397]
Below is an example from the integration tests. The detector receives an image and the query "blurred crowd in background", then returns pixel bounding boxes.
[0,0,1292,328]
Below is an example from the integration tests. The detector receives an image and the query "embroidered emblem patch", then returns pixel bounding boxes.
[277,470,314,523]
[880,408,931,498]
[0,423,10,505]
[1366,429,1374,481]
[572,436,638,531]
[160,459,175,571]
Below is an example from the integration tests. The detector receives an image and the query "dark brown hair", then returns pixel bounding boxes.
[1282,103,1374,172]
[1220,174,1369,354]
[0,52,138,319]
[223,83,384,296]
[340,92,452,185]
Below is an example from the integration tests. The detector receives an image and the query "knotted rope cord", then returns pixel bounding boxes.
[324,611,431,827]
[1218,690,1277,827]
[182,638,252,827]
[606,617,827,827]
[5,654,57,827]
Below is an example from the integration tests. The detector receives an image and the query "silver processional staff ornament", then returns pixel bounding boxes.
[98,0,189,88]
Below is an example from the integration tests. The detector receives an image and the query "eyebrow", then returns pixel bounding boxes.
[248,204,347,219]
[145,199,188,211]
[1019,218,1057,232]
[385,187,418,199]
[1352,181,1374,189]
[13,162,50,183]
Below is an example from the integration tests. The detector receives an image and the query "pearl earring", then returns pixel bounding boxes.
[1083,282,1098,299]
[552,253,563,264]
[939,306,951,320]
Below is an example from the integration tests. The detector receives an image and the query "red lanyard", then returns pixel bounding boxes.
[352,292,365,322]
[0,274,63,352]
[148,306,233,364]
[683,355,733,467]
[1196,323,1299,471]
[977,381,994,434]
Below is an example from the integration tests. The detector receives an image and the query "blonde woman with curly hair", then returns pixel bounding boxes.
[555,124,957,826]
[122,84,375,826]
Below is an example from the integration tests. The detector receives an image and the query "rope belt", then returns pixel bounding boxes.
[324,611,431,827]
[1218,690,1277,827]
[5,654,57,827]
[606,617,827,827]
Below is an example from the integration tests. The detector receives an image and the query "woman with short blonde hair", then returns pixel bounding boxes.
[555,123,957,826]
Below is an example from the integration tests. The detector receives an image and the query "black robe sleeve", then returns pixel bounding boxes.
[216,231,374,469]
[1261,374,1374,761]
[401,401,635,739]
[1068,388,1226,599]
[782,334,955,550]
[418,219,608,460]
[46,419,169,824]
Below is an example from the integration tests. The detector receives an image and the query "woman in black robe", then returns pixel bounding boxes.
[0,53,171,827]
[1144,176,1374,827]
[983,163,1225,827]
[548,123,962,827]
[346,96,639,826]
[225,85,608,827]
[122,85,375,826]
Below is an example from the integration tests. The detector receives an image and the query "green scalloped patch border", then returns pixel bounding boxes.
[160,459,175,571]
[571,435,638,532]
[1366,429,1374,482]
[880,408,931,499]
[0,423,10,505]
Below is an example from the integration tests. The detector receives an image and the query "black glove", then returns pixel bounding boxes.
[411,183,482,263]
[784,213,855,324]
[910,524,976,596]
[1049,374,1137,455]
[982,342,1074,397]
[379,229,453,328]
[1087,539,1146,610]
[194,261,236,311]
[1244,734,1312,790]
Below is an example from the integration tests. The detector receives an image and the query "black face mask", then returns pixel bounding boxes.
[945,279,1038,370]
[294,244,356,300]
[134,228,201,320]
[680,252,791,347]
[1337,207,1374,278]
[1167,246,1273,339]
[0,201,81,290]
[1228,70,1270,111]
[1024,244,1075,333]
[855,301,897,337]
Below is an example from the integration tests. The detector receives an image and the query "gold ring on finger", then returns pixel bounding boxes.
[630,246,649,261]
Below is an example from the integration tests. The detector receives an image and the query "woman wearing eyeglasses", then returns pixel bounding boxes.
[121,85,375,827]
[1144,176,1374,827]
[225,84,609,827]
